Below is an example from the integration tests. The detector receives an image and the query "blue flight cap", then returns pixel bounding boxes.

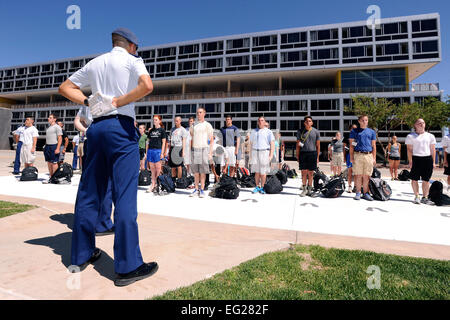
[112,27,139,47]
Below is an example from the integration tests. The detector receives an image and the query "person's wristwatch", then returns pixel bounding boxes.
[83,98,89,106]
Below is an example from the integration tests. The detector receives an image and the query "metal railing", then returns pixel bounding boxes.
[10,83,440,109]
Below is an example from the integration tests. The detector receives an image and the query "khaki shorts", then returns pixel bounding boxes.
[331,152,344,167]
[191,147,210,174]
[225,146,237,166]
[250,149,271,175]
[77,142,84,157]
[353,152,374,176]
[20,144,36,164]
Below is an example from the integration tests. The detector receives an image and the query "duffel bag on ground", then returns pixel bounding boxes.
[313,168,330,191]
[276,170,288,185]
[398,169,410,181]
[429,180,450,206]
[49,163,72,184]
[20,166,38,181]
[212,174,240,199]
[138,170,151,186]
[158,174,176,193]
[176,176,194,189]
[264,175,283,194]
[321,177,345,198]
[369,177,392,201]
[371,167,381,179]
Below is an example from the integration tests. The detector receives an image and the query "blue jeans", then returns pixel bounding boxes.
[71,116,143,273]
[14,141,23,173]
[72,146,78,170]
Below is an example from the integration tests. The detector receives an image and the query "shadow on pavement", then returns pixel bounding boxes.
[24,213,117,282]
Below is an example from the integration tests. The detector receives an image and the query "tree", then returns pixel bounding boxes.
[345,95,450,164]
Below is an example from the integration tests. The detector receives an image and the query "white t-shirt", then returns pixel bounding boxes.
[22,126,39,146]
[73,135,80,146]
[170,126,188,147]
[69,47,149,120]
[442,135,450,154]
[190,121,214,149]
[14,126,26,142]
[405,132,436,157]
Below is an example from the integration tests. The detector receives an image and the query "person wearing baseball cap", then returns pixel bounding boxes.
[59,27,157,287]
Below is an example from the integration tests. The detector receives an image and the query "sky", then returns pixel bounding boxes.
[0,0,448,95]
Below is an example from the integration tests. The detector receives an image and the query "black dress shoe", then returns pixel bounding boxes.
[95,227,115,236]
[114,262,159,287]
[74,248,102,272]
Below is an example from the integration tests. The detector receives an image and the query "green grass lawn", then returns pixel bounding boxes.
[153,244,450,300]
[0,200,35,218]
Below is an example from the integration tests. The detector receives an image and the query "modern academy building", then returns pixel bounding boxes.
[0,13,442,160]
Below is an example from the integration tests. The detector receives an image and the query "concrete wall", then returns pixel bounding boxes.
[0,107,12,150]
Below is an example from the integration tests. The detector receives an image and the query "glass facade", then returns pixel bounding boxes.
[341,68,406,92]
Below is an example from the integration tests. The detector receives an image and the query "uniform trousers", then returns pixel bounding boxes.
[71,115,143,274]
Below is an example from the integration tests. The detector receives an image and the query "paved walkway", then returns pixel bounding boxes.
[0,150,448,300]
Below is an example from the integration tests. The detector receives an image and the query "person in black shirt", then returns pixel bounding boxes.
[146,115,167,193]
[343,123,357,193]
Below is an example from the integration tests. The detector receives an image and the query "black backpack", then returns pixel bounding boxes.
[369,178,392,201]
[176,176,194,189]
[236,168,256,188]
[371,167,381,179]
[264,175,283,194]
[429,181,450,206]
[158,174,176,193]
[398,170,410,181]
[138,170,151,186]
[20,166,38,181]
[313,169,330,191]
[49,163,73,184]
[213,174,240,199]
[321,177,346,198]
[276,170,288,185]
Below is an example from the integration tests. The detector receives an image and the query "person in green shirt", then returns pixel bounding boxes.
[138,124,148,171]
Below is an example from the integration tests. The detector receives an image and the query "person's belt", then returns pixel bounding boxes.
[93,114,133,123]
[355,151,372,154]
[253,148,269,151]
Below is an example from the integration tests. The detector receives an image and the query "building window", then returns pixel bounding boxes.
[412,19,437,32]
[341,68,406,91]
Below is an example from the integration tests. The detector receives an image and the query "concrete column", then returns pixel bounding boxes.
[278,76,282,91]
[227,80,231,92]
[182,82,186,95]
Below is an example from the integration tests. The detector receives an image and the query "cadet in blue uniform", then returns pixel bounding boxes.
[59,27,158,286]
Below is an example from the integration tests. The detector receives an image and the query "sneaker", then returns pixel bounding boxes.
[199,189,205,198]
[299,188,308,197]
[421,197,434,205]
[42,179,50,184]
[352,187,357,193]
[252,187,260,194]
[306,186,313,196]
[190,189,198,197]
[354,193,361,200]
[363,193,374,201]
[259,188,266,194]
[347,186,352,193]
[413,196,421,204]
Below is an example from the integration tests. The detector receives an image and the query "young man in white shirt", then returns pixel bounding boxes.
[405,118,436,205]
[189,107,214,198]
[249,116,275,194]
[169,116,187,180]
[20,117,39,168]
[443,133,450,192]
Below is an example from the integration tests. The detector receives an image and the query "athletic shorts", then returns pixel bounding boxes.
[168,146,183,168]
[353,152,374,176]
[331,152,344,167]
[139,148,146,160]
[299,151,318,171]
[346,153,353,168]
[147,148,162,163]
[250,149,271,175]
[225,146,237,166]
[444,166,450,176]
[44,144,59,163]
[410,156,433,182]
[191,147,210,174]
[20,144,36,164]
[389,156,400,161]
